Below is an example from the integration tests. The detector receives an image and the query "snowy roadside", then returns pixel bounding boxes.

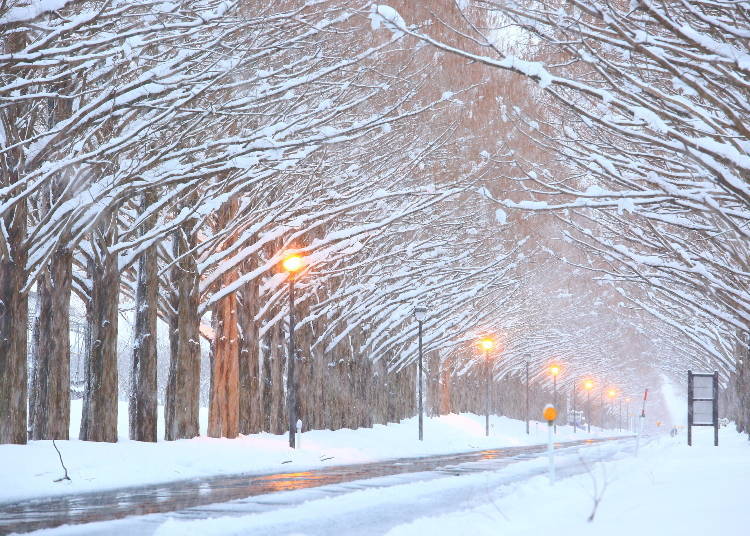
[385,427,750,536]
[1,400,620,504]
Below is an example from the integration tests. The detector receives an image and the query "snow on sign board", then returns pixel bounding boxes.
[693,375,713,400]
[692,400,714,426]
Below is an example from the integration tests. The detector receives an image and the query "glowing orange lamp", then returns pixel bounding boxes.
[478,338,494,351]
[282,254,304,273]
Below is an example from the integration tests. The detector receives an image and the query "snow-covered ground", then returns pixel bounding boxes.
[1,400,617,504]
[385,426,749,536]
[124,427,743,536]
[36,426,745,536]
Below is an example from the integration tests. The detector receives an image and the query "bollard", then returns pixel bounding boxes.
[543,404,557,483]
[296,419,303,449]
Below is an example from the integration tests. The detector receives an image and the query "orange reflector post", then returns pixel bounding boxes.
[543,404,557,422]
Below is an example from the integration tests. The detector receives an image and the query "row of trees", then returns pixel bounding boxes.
[388,0,749,432]
[2,0,586,445]
[1,0,695,447]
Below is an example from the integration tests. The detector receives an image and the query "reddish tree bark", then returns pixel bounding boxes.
[208,201,240,438]
[208,290,240,438]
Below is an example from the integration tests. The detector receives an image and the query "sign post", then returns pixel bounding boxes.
[543,404,556,483]
[687,371,719,446]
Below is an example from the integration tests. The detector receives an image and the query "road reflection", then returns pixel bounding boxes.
[0,437,625,534]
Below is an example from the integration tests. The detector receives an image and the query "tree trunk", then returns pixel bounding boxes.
[80,216,120,443]
[207,201,240,438]
[439,358,452,415]
[427,350,440,417]
[238,265,261,435]
[165,224,201,440]
[270,323,286,434]
[0,30,29,445]
[30,248,72,440]
[0,201,28,445]
[261,329,273,432]
[208,290,240,438]
[129,191,159,442]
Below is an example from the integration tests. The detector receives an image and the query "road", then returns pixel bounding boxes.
[1,436,634,535]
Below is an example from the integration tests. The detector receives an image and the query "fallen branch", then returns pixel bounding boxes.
[52,440,71,482]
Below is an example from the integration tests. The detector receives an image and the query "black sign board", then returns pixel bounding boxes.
[687,370,718,446]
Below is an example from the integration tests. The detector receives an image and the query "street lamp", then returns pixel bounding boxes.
[549,365,560,434]
[584,379,594,433]
[414,305,427,441]
[282,253,305,448]
[478,338,494,437]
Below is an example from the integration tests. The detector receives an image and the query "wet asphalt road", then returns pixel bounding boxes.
[0,436,632,534]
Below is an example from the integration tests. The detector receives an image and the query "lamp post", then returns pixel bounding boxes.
[572,378,577,434]
[626,398,631,433]
[549,365,560,434]
[414,305,427,441]
[607,389,617,431]
[525,361,529,435]
[282,253,305,449]
[478,338,494,437]
[584,380,594,433]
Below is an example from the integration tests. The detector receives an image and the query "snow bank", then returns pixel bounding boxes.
[0,402,618,504]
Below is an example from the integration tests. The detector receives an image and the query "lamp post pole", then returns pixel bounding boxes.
[626,399,630,433]
[572,379,577,434]
[418,319,423,441]
[549,366,560,434]
[525,361,529,435]
[485,348,490,437]
[619,398,622,432]
[282,254,304,449]
[477,338,494,437]
[599,390,604,430]
[587,388,591,433]
[414,305,426,441]
[553,373,557,434]
[287,275,297,449]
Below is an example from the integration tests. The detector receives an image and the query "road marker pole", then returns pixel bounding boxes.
[543,404,557,483]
